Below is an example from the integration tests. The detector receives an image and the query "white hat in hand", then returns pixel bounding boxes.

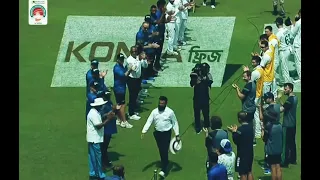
[169,137,182,154]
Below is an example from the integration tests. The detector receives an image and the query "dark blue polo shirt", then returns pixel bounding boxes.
[113,63,127,94]
[136,27,155,54]
[100,101,117,135]
[155,10,165,38]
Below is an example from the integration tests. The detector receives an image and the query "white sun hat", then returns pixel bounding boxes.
[169,136,182,155]
[90,98,107,107]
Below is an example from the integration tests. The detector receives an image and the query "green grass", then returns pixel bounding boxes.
[19,0,301,179]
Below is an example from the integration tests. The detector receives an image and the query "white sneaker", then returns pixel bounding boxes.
[120,121,133,128]
[158,171,165,178]
[129,114,141,120]
[174,47,181,52]
[180,41,187,46]
[202,2,206,6]
[167,51,178,56]
[137,100,144,104]
[211,5,215,8]
[116,119,121,125]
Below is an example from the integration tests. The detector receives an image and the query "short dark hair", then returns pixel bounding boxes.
[157,0,166,8]
[237,111,247,122]
[260,40,269,47]
[130,46,137,53]
[265,26,272,32]
[113,165,125,177]
[284,83,294,91]
[150,5,157,9]
[259,34,268,41]
[159,96,168,103]
[252,55,261,64]
[243,70,251,77]
[208,151,219,163]
[210,116,222,130]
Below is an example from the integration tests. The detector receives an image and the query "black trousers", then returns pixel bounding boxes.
[193,101,210,131]
[153,129,172,172]
[144,52,156,79]
[100,134,112,166]
[154,38,164,70]
[203,0,215,5]
[127,77,141,116]
[282,126,297,164]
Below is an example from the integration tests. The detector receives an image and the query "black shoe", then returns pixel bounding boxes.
[103,161,113,169]
[196,129,202,134]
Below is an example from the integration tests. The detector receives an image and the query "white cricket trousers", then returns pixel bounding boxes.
[179,19,187,42]
[166,22,175,53]
[274,50,280,83]
[263,81,277,99]
[254,97,262,138]
[293,46,301,80]
[278,49,293,84]
[173,19,181,48]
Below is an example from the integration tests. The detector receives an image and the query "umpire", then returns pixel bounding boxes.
[141,96,180,178]
[190,63,213,134]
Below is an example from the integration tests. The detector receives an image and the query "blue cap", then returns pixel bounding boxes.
[220,139,232,153]
[144,15,151,23]
[263,92,274,100]
[91,60,99,67]
[92,68,100,75]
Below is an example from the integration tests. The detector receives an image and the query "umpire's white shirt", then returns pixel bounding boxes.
[126,55,148,79]
[142,107,180,136]
[87,108,104,143]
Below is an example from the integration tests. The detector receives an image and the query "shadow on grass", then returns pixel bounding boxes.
[108,151,125,162]
[221,64,243,86]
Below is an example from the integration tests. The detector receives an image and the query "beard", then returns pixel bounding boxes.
[158,105,166,112]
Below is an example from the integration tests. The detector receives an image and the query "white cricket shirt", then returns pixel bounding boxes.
[251,65,262,81]
[276,27,293,51]
[142,106,180,136]
[291,19,301,48]
[173,0,182,22]
[166,2,178,23]
[125,55,148,79]
[260,49,272,68]
[87,108,104,143]
[180,0,189,20]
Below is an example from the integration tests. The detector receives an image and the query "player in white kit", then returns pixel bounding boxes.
[173,0,183,51]
[290,9,301,81]
[166,0,180,56]
[178,0,191,46]
[275,17,294,85]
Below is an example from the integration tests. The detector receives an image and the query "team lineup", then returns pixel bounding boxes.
[86,0,301,180]
[20,0,302,179]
